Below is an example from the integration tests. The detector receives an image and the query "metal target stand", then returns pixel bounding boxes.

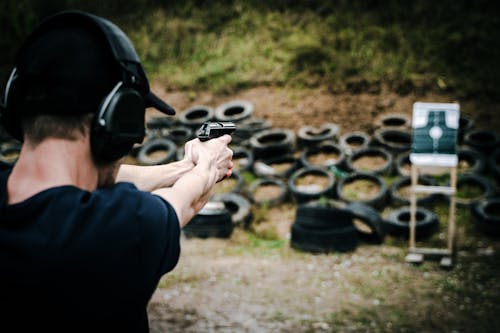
[405,102,460,268]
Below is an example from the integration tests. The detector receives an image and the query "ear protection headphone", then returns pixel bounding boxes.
[0,11,174,163]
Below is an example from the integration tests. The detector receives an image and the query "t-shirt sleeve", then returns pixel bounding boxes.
[137,192,181,277]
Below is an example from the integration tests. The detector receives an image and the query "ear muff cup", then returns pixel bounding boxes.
[91,85,145,162]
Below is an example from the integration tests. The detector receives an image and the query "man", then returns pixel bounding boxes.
[0,10,233,332]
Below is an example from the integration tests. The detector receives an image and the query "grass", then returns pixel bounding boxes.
[2,1,500,98]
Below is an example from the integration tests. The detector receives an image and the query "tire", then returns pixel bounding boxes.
[374,113,411,131]
[389,175,437,207]
[164,125,194,145]
[458,116,475,144]
[233,117,273,143]
[249,128,295,159]
[232,146,254,173]
[457,147,486,174]
[371,128,412,154]
[0,141,21,165]
[146,116,178,130]
[490,149,500,185]
[183,201,234,238]
[290,223,358,253]
[453,173,495,207]
[213,170,245,195]
[212,192,253,228]
[382,206,439,239]
[471,197,500,236]
[339,131,370,156]
[248,177,288,206]
[253,154,300,178]
[300,141,346,169]
[463,130,498,154]
[288,166,336,203]
[137,138,177,166]
[294,201,352,230]
[395,151,411,177]
[345,147,393,176]
[179,105,214,129]
[297,123,340,148]
[214,100,253,123]
[336,172,388,209]
[346,202,385,244]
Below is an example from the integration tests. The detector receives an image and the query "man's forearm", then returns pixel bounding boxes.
[116,159,194,192]
[152,162,217,228]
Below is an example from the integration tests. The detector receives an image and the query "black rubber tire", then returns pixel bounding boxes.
[297,123,340,148]
[253,154,300,179]
[233,117,273,143]
[389,175,437,207]
[212,192,253,228]
[300,141,346,169]
[137,138,177,166]
[290,223,358,253]
[0,141,22,165]
[371,128,412,154]
[249,128,295,159]
[453,173,495,207]
[345,147,393,176]
[214,100,253,123]
[232,146,254,173]
[395,151,411,177]
[346,202,385,244]
[164,125,194,145]
[490,149,500,185]
[463,130,498,154]
[458,116,475,144]
[214,170,245,194]
[374,113,411,130]
[471,197,500,236]
[183,201,234,238]
[288,167,336,203]
[457,147,486,175]
[146,116,178,130]
[248,177,288,206]
[336,172,388,209]
[178,105,215,129]
[382,206,439,239]
[339,131,370,156]
[294,201,353,230]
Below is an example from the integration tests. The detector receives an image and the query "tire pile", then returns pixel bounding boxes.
[141,104,500,247]
[2,102,499,247]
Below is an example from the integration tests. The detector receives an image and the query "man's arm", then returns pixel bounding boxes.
[116,159,194,192]
[152,135,233,227]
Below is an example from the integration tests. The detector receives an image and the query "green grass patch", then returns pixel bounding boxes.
[227,229,286,257]
[2,1,500,98]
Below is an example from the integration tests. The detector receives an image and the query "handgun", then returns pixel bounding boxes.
[197,121,236,141]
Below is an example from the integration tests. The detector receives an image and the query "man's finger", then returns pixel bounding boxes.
[216,134,232,144]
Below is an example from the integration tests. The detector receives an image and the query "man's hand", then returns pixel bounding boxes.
[183,135,234,182]
[154,135,233,226]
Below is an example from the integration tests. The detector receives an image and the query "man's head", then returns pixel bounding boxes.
[1,10,175,164]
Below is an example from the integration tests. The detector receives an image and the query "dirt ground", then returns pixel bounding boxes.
[149,83,500,135]
[146,84,500,332]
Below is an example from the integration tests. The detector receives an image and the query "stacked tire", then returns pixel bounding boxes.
[290,202,358,253]
[183,201,235,239]
[471,198,500,237]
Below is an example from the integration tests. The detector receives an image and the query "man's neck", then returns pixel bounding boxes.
[6,137,99,205]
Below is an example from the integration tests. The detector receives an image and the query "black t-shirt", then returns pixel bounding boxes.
[0,162,180,332]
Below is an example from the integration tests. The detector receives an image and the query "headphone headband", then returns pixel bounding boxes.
[0,10,173,162]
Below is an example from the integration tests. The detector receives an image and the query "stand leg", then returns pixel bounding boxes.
[447,167,457,255]
[409,165,418,250]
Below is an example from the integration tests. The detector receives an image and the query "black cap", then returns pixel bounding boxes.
[9,10,175,117]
